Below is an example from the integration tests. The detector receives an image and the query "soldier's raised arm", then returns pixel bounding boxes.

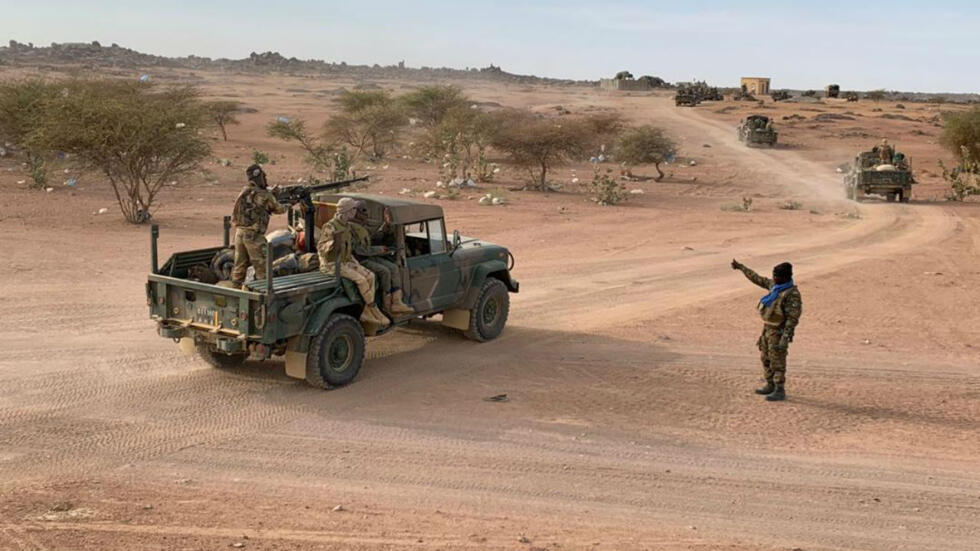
[731,259,773,290]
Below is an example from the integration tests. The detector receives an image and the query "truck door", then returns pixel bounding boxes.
[404,218,456,312]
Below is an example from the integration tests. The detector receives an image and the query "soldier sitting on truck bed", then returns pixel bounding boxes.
[317,197,389,326]
[352,201,414,318]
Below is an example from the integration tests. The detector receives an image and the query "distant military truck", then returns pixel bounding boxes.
[843,150,914,202]
[771,90,791,102]
[737,115,778,146]
[147,193,519,388]
[674,89,700,106]
[826,84,840,98]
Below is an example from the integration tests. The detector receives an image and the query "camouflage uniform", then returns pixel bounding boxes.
[351,221,396,296]
[231,181,286,283]
[737,265,802,386]
[318,213,377,305]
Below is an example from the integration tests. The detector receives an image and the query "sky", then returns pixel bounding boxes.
[1,0,978,93]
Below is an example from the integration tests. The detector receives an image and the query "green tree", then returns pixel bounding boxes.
[940,107,980,165]
[867,89,886,102]
[400,85,468,129]
[615,125,677,181]
[267,117,331,172]
[30,80,210,223]
[207,100,241,141]
[323,90,407,160]
[0,79,59,188]
[492,112,617,191]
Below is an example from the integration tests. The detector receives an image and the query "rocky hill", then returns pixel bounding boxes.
[0,40,592,86]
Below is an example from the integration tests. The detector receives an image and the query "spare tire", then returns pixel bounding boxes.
[211,248,235,281]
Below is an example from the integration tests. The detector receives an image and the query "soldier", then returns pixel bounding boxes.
[730,259,803,401]
[231,165,287,287]
[876,138,894,165]
[317,198,388,326]
[351,201,414,317]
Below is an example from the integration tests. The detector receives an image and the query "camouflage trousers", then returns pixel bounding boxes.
[232,229,269,283]
[758,326,789,385]
[323,259,376,304]
[360,257,399,295]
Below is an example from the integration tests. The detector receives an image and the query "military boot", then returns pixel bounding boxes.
[389,289,415,316]
[754,381,775,395]
[360,303,389,327]
[765,384,786,401]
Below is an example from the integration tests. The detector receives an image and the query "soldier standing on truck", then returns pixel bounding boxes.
[730,259,802,402]
[231,165,287,287]
[874,138,894,165]
[351,201,414,317]
[317,198,389,326]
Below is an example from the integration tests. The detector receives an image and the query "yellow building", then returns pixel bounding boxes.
[740,77,771,95]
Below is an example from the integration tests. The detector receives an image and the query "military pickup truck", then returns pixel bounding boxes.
[844,150,914,202]
[147,193,519,388]
[737,115,777,146]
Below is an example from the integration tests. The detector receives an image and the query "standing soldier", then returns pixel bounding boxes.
[730,259,802,401]
[317,198,389,326]
[231,165,287,287]
[351,201,414,317]
[876,138,894,165]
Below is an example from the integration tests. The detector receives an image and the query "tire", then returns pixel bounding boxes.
[305,314,365,388]
[465,278,510,342]
[195,341,247,369]
[900,190,910,203]
[886,192,897,202]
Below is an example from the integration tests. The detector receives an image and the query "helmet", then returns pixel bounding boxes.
[880,138,889,146]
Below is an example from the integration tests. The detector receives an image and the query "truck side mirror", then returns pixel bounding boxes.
[451,230,461,255]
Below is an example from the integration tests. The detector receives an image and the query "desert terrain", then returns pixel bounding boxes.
[1,66,978,551]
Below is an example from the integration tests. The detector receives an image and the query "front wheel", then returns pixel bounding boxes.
[305,314,365,388]
[195,341,247,369]
[465,278,510,342]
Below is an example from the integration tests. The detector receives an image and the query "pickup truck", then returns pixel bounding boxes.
[147,192,519,388]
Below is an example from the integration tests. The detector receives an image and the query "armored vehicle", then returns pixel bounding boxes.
[826,84,840,98]
[843,149,914,202]
[674,89,700,106]
[147,193,519,388]
[737,115,778,146]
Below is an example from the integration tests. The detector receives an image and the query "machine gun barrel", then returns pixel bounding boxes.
[275,176,369,206]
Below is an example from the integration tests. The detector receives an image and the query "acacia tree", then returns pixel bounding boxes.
[492,112,616,190]
[430,105,504,182]
[616,125,677,181]
[267,117,331,171]
[940,107,980,165]
[400,85,468,129]
[30,81,210,223]
[0,80,59,188]
[323,90,407,160]
[207,100,241,141]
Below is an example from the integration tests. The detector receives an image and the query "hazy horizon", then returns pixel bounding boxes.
[2,0,978,94]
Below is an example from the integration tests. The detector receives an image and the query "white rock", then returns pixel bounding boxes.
[45,187,54,193]
[175,122,186,129]
[571,177,579,184]
[399,188,413,195]
[16,180,26,185]
[423,191,437,199]
[478,196,492,206]
[436,181,445,188]
[97,208,109,214]
[689,160,697,166]
[629,189,644,195]
[492,197,506,205]
[492,167,500,174]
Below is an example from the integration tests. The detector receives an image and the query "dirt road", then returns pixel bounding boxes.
[1,81,978,551]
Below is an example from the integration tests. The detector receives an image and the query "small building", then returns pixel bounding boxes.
[740,77,771,95]
[599,78,651,92]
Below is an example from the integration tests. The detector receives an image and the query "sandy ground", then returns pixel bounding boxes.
[1,69,978,551]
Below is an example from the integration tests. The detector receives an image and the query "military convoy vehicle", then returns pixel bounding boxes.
[843,150,914,202]
[737,115,778,146]
[147,193,519,388]
[826,84,840,98]
[674,89,700,106]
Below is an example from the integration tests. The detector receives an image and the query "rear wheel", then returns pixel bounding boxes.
[305,314,365,388]
[195,341,247,369]
[900,189,910,203]
[465,278,510,342]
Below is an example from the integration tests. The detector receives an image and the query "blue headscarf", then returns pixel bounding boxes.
[760,280,794,308]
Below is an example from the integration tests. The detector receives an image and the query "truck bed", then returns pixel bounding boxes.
[246,271,338,295]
